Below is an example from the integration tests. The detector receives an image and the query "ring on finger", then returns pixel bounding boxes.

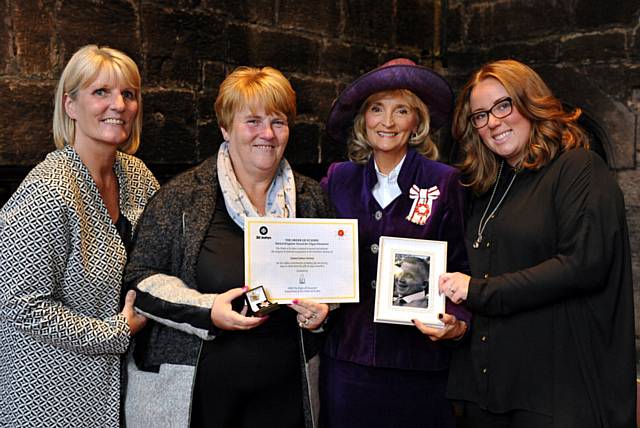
[298,318,310,328]
[309,312,317,320]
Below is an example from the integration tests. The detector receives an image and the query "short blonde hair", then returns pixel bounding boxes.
[215,66,296,131]
[453,59,588,194]
[53,45,142,154]
[348,89,438,164]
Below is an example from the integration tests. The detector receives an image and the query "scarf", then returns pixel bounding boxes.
[216,141,296,230]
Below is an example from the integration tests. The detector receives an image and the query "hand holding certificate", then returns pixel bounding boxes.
[244,218,359,303]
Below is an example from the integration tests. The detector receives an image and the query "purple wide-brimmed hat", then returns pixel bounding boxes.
[326,58,454,144]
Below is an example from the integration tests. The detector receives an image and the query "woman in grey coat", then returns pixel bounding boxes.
[0,45,158,427]
[124,66,331,428]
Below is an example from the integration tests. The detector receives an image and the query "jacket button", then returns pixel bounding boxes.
[485,241,491,248]
[371,280,376,289]
[483,273,489,279]
[482,368,487,374]
[374,210,383,220]
[481,335,487,342]
[371,243,379,254]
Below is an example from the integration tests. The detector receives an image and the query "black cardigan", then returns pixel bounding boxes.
[447,149,636,427]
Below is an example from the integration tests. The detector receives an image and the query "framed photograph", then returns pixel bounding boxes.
[373,236,447,327]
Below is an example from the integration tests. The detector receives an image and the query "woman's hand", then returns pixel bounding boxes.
[412,313,467,341]
[211,287,267,331]
[122,290,148,335]
[288,299,329,330]
[439,272,471,304]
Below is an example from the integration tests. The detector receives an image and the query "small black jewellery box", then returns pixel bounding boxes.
[245,286,281,316]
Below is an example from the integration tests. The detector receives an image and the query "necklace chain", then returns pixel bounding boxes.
[473,161,518,249]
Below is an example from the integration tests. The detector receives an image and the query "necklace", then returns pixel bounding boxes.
[473,161,518,249]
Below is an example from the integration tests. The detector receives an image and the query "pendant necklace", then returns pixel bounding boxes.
[473,161,518,249]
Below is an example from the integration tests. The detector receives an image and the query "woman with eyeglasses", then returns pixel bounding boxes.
[440,59,635,427]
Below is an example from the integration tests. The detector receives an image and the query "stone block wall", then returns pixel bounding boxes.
[0,0,449,184]
[0,0,638,361]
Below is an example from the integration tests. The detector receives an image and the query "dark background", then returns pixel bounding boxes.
[0,0,638,362]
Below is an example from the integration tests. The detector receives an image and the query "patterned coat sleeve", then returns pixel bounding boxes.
[0,179,130,355]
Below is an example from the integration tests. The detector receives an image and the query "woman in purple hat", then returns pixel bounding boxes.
[320,58,470,427]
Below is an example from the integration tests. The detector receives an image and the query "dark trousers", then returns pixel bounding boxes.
[457,401,553,428]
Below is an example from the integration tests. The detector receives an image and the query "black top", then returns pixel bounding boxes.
[447,149,636,427]
[115,212,132,307]
[191,188,303,427]
[115,212,132,252]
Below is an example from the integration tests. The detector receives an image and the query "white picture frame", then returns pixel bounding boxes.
[374,236,447,327]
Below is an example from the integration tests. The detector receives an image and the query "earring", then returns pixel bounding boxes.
[410,131,418,139]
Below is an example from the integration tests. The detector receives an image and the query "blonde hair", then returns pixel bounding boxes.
[215,66,296,131]
[53,45,142,154]
[453,59,588,194]
[348,89,438,164]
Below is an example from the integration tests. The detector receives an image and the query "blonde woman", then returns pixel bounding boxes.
[0,45,158,427]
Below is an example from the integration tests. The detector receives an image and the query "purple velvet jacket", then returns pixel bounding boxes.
[321,148,470,371]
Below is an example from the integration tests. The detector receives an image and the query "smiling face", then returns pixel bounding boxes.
[64,68,138,151]
[469,77,532,167]
[394,259,429,297]
[364,92,418,168]
[222,105,289,182]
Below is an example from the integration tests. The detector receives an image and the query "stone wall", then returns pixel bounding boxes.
[0,0,638,358]
[0,0,446,184]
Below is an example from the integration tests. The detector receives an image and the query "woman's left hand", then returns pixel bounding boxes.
[438,272,471,304]
[413,313,467,341]
[122,290,148,335]
[288,299,329,330]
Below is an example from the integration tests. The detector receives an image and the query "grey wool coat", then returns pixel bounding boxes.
[123,155,333,428]
[0,145,159,427]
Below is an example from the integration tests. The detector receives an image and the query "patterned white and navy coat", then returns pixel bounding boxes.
[0,145,159,427]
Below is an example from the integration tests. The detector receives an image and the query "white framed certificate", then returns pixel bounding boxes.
[373,236,446,327]
[244,217,359,303]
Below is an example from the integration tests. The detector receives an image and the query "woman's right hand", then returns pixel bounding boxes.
[122,290,148,335]
[210,287,268,331]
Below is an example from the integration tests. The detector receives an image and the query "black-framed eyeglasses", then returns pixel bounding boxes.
[468,97,513,129]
